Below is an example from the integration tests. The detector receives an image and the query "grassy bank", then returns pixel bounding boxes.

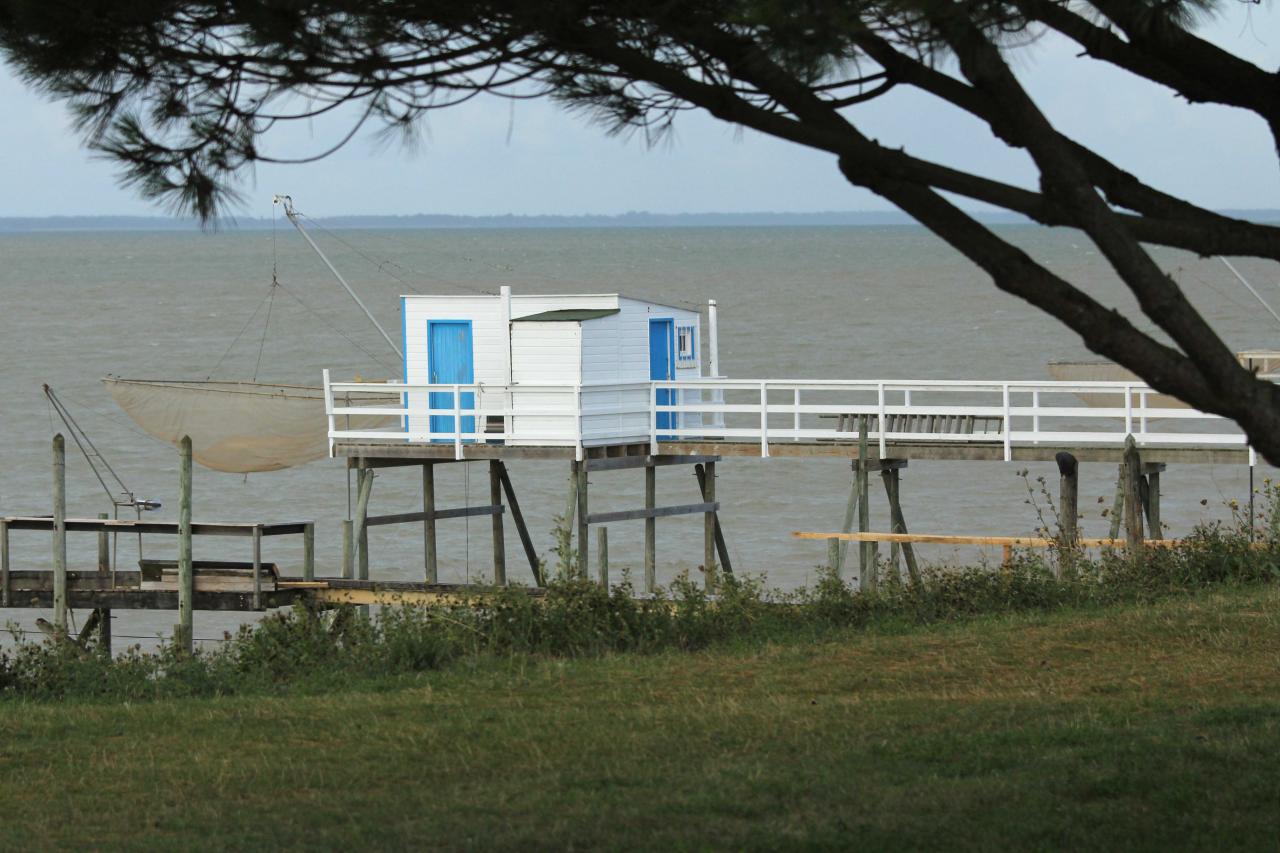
[0,584,1277,849]
[2,517,1277,701]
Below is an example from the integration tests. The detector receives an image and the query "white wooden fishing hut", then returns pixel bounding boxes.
[398,288,705,448]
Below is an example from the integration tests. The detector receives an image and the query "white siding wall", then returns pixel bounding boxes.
[510,322,581,443]
[402,295,504,437]
[586,298,704,436]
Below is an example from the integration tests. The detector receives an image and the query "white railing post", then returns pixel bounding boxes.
[322,369,336,457]
[1002,383,1012,462]
[1139,389,1148,435]
[453,384,463,460]
[759,382,770,458]
[649,383,659,454]
[793,387,801,442]
[1124,384,1133,438]
[1032,390,1040,445]
[576,383,584,461]
[877,382,887,457]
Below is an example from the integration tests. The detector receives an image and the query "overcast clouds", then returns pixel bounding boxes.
[1,6,1277,218]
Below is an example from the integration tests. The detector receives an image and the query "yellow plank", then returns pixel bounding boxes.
[306,587,470,606]
[792,532,1190,549]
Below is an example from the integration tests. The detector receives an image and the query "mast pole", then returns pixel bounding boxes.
[273,195,404,360]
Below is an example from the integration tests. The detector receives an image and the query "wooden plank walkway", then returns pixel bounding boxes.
[333,438,1249,465]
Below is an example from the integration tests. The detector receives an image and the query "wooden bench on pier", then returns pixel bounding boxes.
[139,559,280,593]
[831,413,1004,435]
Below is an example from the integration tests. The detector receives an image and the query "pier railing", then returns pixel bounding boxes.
[323,372,1250,461]
[653,378,1248,460]
[323,370,655,460]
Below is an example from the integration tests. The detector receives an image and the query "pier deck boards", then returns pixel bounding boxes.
[0,570,534,612]
[333,438,1247,465]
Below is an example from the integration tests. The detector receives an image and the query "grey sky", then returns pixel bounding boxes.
[1,6,1277,218]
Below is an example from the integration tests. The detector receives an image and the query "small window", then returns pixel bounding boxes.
[676,324,697,365]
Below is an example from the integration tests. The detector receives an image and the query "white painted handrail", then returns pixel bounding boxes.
[323,375,1247,461]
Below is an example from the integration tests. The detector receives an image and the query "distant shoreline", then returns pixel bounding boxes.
[5,209,1276,234]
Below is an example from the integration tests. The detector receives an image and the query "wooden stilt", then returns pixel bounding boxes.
[837,467,859,574]
[97,512,111,655]
[302,522,315,582]
[353,467,373,583]
[1055,451,1079,580]
[644,464,656,595]
[252,523,263,611]
[879,469,899,574]
[341,520,354,580]
[881,466,919,585]
[497,462,544,586]
[176,435,193,653]
[694,463,733,577]
[561,467,578,546]
[597,527,609,588]
[489,461,506,585]
[0,518,9,608]
[1056,452,1079,550]
[576,461,589,579]
[423,464,437,583]
[857,416,874,592]
[52,434,68,637]
[1122,436,1145,554]
[702,460,717,591]
[1143,463,1165,540]
[1108,462,1125,541]
[76,609,102,649]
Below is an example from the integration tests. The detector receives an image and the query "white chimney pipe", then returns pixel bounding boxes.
[707,298,720,378]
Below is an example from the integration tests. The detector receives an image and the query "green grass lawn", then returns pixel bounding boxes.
[2,585,1278,850]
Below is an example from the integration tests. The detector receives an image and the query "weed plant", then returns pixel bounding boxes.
[3,492,1279,703]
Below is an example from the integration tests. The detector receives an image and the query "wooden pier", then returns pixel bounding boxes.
[4,369,1260,657]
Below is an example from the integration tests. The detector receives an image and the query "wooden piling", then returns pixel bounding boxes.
[0,518,8,608]
[857,416,873,592]
[423,463,437,583]
[881,471,901,574]
[1056,452,1079,548]
[52,433,67,636]
[881,466,919,585]
[489,461,506,585]
[703,459,717,592]
[498,462,544,586]
[1122,436,1145,554]
[302,522,315,582]
[1143,463,1164,540]
[836,470,859,575]
[561,467,578,546]
[177,435,193,654]
[353,467,373,583]
[1108,463,1125,541]
[97,512,111,654]
[694,463,733,577]
[597,527,609,588]
[252,523,263,611]
[341,520,354,580]
[644,464,656,595]
[576,462,589,580]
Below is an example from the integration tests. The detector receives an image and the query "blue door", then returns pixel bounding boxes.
[649,318,676,436]
[428,320,475,440]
